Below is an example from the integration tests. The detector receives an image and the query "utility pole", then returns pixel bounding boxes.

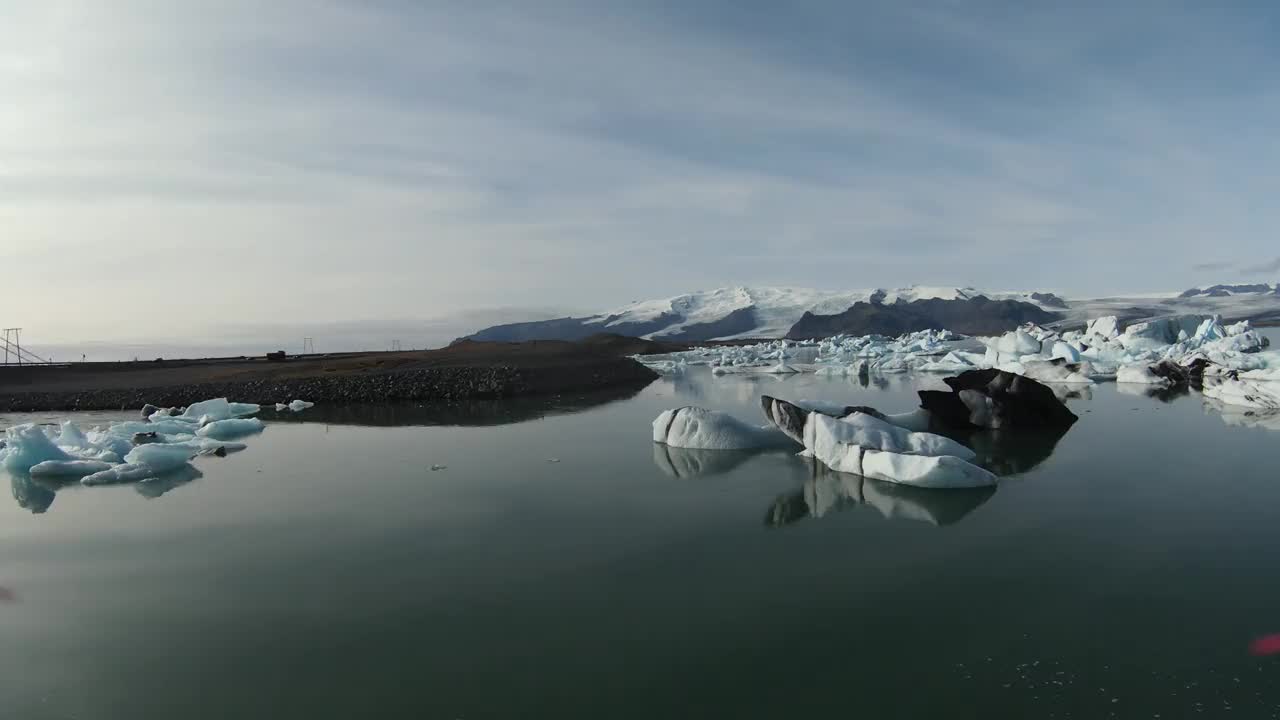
[303,337,315,355]
[2,328,20,365]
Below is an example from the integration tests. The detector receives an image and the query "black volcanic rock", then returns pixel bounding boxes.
[460,308,755,344]
[786,297,1060,339]
[1030,292,1069,309]
[1178,283,1276,298]
[919,369,1078,431]
[463,312,686,343]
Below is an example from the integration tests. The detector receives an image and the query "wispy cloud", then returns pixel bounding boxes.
[1242,257,1280,275]
[1192,261,1234,272]
[5,2,1280,344]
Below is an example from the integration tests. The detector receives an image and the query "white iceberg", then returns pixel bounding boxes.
[182,398,261,422]
[196,417,265,440]
[652,407,793,450]
[29,459,115,477]
[1201,377,1280,410]
[799,413,995,488]
[288,399,315,412]
[1116,364,1172,386]
[2,425,72,473]
[82,443,200,486]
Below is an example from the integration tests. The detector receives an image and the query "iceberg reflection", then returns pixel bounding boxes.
[766,460,996,528]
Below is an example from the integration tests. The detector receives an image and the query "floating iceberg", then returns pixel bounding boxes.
[799,413,995,488]
[652,407,793,450]
[635,314,1277,410]
[3,425,72,473]
[2,396,267,498]
[1116,364,1173,386]
[29,459,115,477]
[196,417,265,440]
[1201,377,1280,410]
[182,398,261,423]
[288,400,315,412]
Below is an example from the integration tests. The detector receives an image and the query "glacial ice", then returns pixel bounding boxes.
[652,407,792,450]
[3,425,72,473]
[182,398,261,422]
[798,413,995,488]
[638,314,1276,420]
[2,396,267,492]
[196,417,265,440]
[1116,365,1172,386]
[30,459,115,477]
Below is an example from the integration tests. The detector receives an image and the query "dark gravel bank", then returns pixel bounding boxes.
[0,340,659,412]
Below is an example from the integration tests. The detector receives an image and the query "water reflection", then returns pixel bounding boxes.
[263,384,649,428]
[766,460,996,527]
[135,465,204,499]
[652,444,769,479]
[1203,398,1280,431]
[11,473,56,514]
[1117,383,1190,403]
[8,464,206,513]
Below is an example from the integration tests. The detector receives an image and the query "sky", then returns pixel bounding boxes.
[4,1,1280,355]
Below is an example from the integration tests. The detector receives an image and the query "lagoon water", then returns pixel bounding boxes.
[4,346,1280,718]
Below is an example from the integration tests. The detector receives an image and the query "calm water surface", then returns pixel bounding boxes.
[4,345,1280,718]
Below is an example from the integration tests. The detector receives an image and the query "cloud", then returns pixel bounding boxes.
[7,2,1280,345]
[1241,257,1280,275]
[1192,261,1234,272]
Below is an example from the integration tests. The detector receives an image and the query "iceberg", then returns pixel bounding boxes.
[288,399,315,412]
[1201,377,1280,410]
[196,417,265,440]
[789,410,995,488]
[2,425,72,473]
[29,459,116,477]
[182,398,261,422]
[1116,364,1173,386]
[652,407,793,450]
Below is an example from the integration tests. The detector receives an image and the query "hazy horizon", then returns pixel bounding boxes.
[7,1,1280,355]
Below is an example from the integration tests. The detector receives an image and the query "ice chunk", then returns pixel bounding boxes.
[805,413,975,461]
[196,417,265,440]
[2,425,72,472]
[124,443,199,472]
[763,362,800,374]
[1116,364,1173,386]
[181,398,261,422]
[861,449,998,488]
[288,399,315,412]
[652,407,793,450]
[29,459,115,477]
[275,403,289,412]
[80,443,200,486]
[57,421,91,449]
[1019,361,1095,385]
[1201,378,1280,409]
[82,463,165,486]
[798,413,993,487]
[1085,316,1120,340]
[1048,341,1082,363]
[994,329,1042,355]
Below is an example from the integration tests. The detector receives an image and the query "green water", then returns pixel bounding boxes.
[3,364,1280,718]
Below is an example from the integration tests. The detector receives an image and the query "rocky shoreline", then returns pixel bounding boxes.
[0,341,659,413]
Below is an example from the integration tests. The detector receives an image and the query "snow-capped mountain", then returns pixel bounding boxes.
[461,283,1280,344]
[463,286,1069,343]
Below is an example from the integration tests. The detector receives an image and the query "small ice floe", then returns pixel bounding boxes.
[288,400,315,412]
[196,418,265,440]
[652,407,793,451]
[430,464,448,472]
